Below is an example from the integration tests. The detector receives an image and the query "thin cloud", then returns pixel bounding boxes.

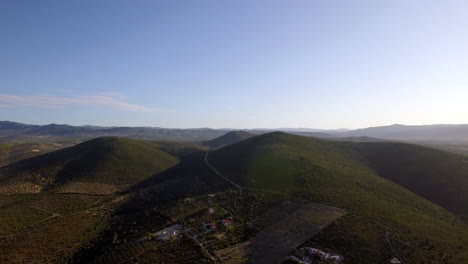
[0,93,153,112]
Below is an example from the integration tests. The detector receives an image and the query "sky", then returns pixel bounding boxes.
[1,0,468,129]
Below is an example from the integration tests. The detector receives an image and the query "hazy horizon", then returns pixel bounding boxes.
[3,119,468,131]
[2,1,468,129]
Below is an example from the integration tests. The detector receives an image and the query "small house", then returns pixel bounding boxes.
[204,221,217,232]
[221,218,233,226]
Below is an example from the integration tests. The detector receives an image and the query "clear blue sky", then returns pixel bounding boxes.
[1,0,467,129]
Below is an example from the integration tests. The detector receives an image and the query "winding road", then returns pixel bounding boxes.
[204,151,242,189]
[204,151,406,263]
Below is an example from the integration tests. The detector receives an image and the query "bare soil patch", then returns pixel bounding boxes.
[55,182,129,195]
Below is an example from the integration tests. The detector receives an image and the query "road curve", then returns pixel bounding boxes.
[204,151,242,189]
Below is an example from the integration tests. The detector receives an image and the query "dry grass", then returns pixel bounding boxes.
[55,182,129,195]
[0,181,42,194]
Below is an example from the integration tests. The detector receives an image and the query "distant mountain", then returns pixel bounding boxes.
[23,123,98,136]
[325,136,391,142]
[3,121,468,144]
[0,121,39,136]
[338,124,468,142]
[202,131,255,148]
[274,127,350,133]
[0,121,228,143]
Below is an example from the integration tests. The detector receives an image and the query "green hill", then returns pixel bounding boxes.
[207,132,468,263]
[0,137,182,193]
[202,131,255,148]
[2,132,468,263]
[343,142,468,214]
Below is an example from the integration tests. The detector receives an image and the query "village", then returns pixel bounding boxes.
[130,190,354,264]
[283,247,343,264]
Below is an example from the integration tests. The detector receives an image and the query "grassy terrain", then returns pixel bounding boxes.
[304,213,391,263]
[1,133,468,263]
[0,137,184,193]
[0,211,108,263]
[0,206,51,235]
[343,141,468,214]
[129,238,213,264]
[0,192,122,264]
[208,132,468,263]
[0,137,205,263]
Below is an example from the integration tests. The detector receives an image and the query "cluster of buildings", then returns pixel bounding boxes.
[204,195,234,233]
[203,217,233,233]
[138,224,183,242]
[284,247,343,264]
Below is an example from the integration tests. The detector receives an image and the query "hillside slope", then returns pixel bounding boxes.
[202,131,255,148]
[208,132,468,263]
[342,142,468,215]
[0,137,180,194]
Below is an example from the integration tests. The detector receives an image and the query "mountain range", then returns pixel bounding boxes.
[2,121,468,143]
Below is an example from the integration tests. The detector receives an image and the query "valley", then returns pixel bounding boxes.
[0,130,467,263]
[4,1,467,263]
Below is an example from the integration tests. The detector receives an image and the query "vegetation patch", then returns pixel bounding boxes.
[55,182,129,195]
[216,201,346,264]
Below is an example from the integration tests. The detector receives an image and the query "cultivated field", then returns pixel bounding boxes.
[216,202,346,264]
[55,182,130,195]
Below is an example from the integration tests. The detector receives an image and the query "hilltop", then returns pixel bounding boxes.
[0,137,193,194]
[202,131,255,148]
[1,132,468,263]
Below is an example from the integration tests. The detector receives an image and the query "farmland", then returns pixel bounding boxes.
[216,201,346,264]
[0,192,121,263]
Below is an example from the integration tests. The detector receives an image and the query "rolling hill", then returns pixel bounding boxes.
[207,132,468,263]
[0,121,39,137]
[0,137,187,194]
[1,132,468,263]
[343,141,468,215]
[202,131,255,148]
